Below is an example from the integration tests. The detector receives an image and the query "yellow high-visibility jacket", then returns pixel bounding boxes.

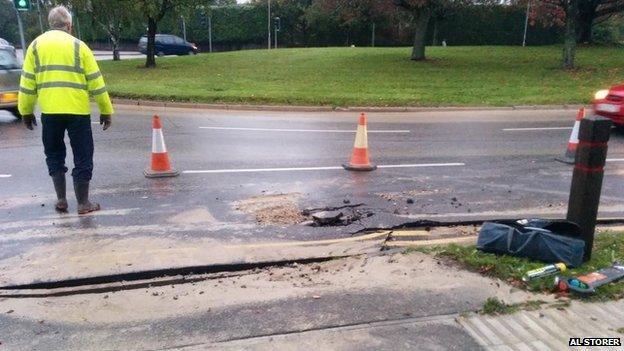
[18,30,114,116]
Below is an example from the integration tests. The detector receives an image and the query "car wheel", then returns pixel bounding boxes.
[8,107,20,119]
[157,51,165,57]
[188,51,196,56]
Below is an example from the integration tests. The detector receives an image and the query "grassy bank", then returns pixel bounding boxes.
[99,46,624,107]
[424,230,624,301]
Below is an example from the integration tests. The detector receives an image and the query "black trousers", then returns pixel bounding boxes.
[41,114,94,183]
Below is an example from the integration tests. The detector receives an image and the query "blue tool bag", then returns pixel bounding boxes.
[477,219,586,267]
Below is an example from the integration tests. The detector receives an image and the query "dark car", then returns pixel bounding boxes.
[0,43,21,118]
[138,34,198,56]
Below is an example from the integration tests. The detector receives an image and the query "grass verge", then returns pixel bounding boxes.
[100,46,624,107]
[421,231,624,301]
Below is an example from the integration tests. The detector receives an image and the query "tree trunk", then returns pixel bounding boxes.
[432,19,438,46]
[563,0,579,69]
[146,16,157,68]
[576,10,594,43]
[411,9,431,60]
[112,41,120,61]
[111,25,121,61]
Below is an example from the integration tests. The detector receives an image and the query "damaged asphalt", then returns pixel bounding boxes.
[0,250,541,350]
[1,106,624,287]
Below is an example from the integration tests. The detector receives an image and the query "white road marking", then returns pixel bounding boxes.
[607,158,624,162]
[502,127,573,131]
[199,126,410,133]
[183,163,465,174]
[378,163,465,169]
[0,174,12,178]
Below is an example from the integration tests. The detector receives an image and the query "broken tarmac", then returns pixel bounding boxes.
[0,247,544,350]
[2,242,621,350]
[1,106,624,349]
[2,105,624,287]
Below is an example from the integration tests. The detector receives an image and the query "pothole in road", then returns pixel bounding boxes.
[233,193,306,225]
[302,205,373,227]
[233,193,373,227]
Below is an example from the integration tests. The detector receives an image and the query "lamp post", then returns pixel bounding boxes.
[181,16,187,41]
[11,1,27,54]
[522,0,531,47]
[35,0,43,33]
[267,0,271,49]
[208,16,212,53]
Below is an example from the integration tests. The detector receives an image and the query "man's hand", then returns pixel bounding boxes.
[100,114,112,131]
[23,114,37,130]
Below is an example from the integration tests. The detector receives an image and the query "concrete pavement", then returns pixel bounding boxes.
[1,248,620,350]
[459,299,624,350]
[0,250,536,350]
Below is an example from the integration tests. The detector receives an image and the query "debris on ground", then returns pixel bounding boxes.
[376,188,447,202]
[311,211,343,225]
[522,263,567,282]
[306,206,373,227]
[301,203,364,216]
[554,262,624,295]
[233,193,306,225]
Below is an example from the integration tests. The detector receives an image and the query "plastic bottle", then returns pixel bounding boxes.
[522,263,567,282]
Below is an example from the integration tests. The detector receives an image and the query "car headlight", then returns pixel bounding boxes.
[594,89,609,100]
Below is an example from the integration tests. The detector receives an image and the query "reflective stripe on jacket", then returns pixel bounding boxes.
[18,30,114,116]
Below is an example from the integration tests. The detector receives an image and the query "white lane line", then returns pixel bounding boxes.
[185,166,342,174]
[0,174,12,178]
[199,126,410,133]
[502,127,573,131]
[378,163,465,169]
[183,163,464,175]
[607,158,624,162]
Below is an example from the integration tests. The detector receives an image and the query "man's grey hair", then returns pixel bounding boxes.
[48,6,73,31]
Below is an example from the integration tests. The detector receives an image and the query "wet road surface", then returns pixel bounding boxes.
[1,105,624,285]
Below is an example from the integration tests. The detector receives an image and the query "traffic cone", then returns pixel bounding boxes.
[343,113,377,171]
[556,108,585,164]
[144,115,179,178]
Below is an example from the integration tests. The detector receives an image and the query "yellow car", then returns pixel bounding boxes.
[0,44,21,118]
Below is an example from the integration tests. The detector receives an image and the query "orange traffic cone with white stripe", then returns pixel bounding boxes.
[343,113,377,171]
[145,115,179,178]
[557,108,585,164]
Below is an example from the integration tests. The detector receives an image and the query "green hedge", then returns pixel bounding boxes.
[0,3,562,50]
[431,5,561,46]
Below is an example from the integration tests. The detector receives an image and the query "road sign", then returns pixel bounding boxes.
[199,13,207,27]
[14,0,30,11]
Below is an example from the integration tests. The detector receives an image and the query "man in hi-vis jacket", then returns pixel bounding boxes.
[18,5,114,214]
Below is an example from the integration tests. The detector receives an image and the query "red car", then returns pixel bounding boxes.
[593,86,624,128]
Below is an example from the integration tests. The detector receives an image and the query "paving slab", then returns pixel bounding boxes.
[458,300,624,351]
